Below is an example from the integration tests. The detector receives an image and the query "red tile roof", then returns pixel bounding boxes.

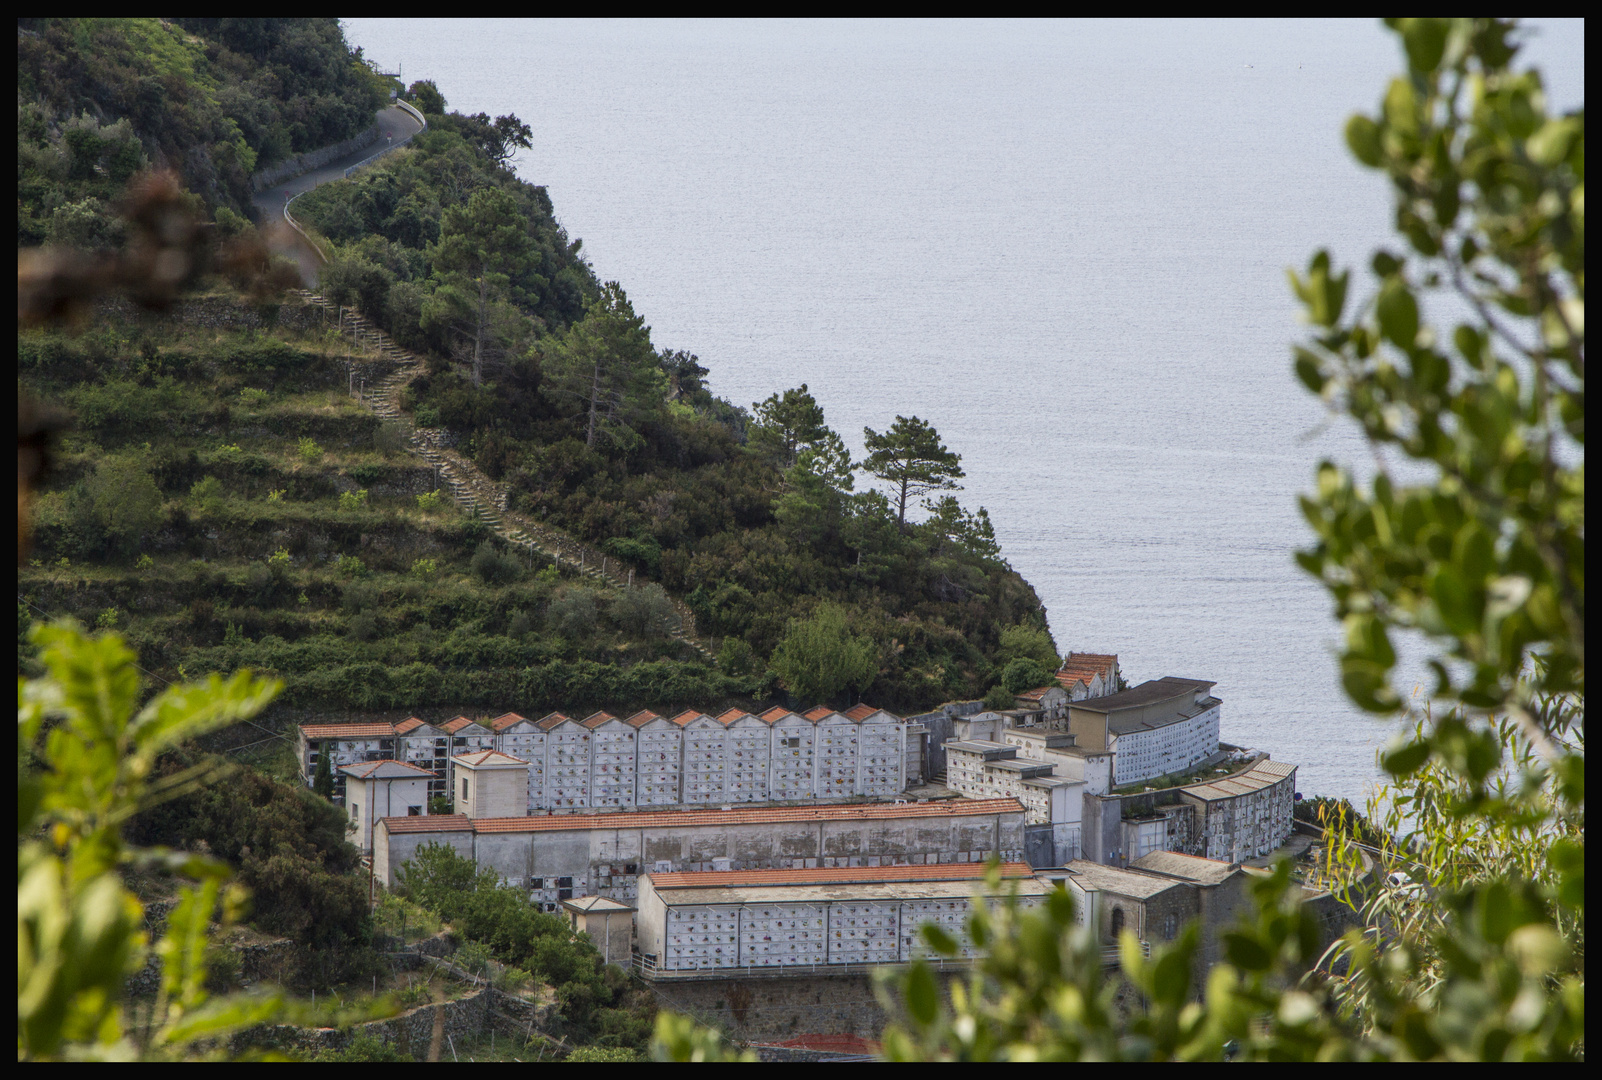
[647,861,1037,889]
[763,1034,881,1055]
[395,716,425,734]
[378,814,471,834]
[669,709,709,727]
[438,715,474,734]
[581,711,619,729]
[300,722,396,739]
[454,750,528,767]
[802,706,836,721]
[758,706,797,724]
[715,708,754,725]
[844,703,890,721]
[489,712,529,732]
[1015,686,1053,702]
[340,759,437,779]
[536,712,574,731]
[1058,652,1118,691]
[466,797,1025,834]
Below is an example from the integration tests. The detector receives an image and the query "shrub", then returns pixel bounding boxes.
[348,611,379,641]
[717,637,756,679]
[96,607,119,629]
[547,588,599,638]
[335,555,368,578]
[266,488,285,503]
[410,557,438,582]
[507,609,532,638]
[189,475,224,515]
[1000,656,1054,695]
[238,387,270,407]
[982,684,1014,710]
[297,437,323,462]
[415,490,443,512]
[470,540,521,586]
[136,553,154,570]
[268,548,292,569]
[608,583,674,639]
[317,1033,412,1062]
[338,488,370,512]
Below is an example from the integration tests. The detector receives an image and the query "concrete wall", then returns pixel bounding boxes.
[457,764,526,819]
[466,809,1026,905]
[375,824,473,887]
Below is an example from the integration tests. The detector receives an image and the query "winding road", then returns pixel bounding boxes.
[254,102,425,285]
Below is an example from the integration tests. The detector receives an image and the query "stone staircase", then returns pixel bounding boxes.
[293,290,713,659]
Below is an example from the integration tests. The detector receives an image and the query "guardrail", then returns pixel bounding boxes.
[283,191,332,265]
[343,99,429,178]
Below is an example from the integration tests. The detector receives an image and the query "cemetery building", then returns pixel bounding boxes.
[1066,677,1222,786]
[339,759,435,854]
[633,862,1048,976]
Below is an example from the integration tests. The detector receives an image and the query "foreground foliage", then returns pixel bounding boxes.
[657,17,1585,1062]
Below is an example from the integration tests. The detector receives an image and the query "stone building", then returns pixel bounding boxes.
[1067,677,1222,786]
[452,750,529,819]
[634,863,1048,976]
[339,759,434,854]
[944,739,1087,865]
[373,797,1030,911]
[1179,759,1298,862]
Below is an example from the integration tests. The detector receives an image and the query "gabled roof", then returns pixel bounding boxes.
[438,715,492,735]
[300,722,396,739]
[394,716,426,735]
[758,706,799,725]
[715,708,756,725]
[1130,851,1248,885]
[802,706,838,722]
[1057,652,1119,691]
[581,711,620,729]
[489,711,529,732]
[378,814,471,835]
[339,759,437,780]
[1014,685,1060,703]
[453,750,528,768]
[624,710,665,728]
[563,895,635,914]
[842,703,881,721]
[647,861,1037,889]
[669,709,710,727]
[536,712,575,731]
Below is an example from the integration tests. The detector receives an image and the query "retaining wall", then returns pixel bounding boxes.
[251,127,380,193]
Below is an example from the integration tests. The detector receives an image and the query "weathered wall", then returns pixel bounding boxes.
[251,126,380,192]
[232,986,490,1060]
[97,294,328,334]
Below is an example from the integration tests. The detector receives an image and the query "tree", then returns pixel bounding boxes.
[461,112,534,169]
[999,656,1053,696]
[996,622,1060,670]
[653,18,1585,1063]
[82,458,163,553]
[407,79,445,115]
[428,186,534,386]
[862,415,964,529]
[541,282,668,451]
[311,745,335,800]
[768,603,877,706]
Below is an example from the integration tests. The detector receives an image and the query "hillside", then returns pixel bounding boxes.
[18,20,1060,724]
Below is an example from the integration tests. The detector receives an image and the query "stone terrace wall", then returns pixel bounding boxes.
[97,294,326,335]
[232,986,490,1060]
[252,127,380,192]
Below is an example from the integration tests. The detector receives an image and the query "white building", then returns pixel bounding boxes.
[339,759,434,853]
[634,863,1049,976]
[453,750,529,819]
[1067,678,1222,786]
[1180,759,1298,862]
[944,740,1087,864]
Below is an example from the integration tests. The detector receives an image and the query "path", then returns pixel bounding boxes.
[292,290,713,659]
[254,103,425,285]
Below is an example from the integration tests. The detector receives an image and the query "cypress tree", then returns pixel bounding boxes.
[312,747,335,800]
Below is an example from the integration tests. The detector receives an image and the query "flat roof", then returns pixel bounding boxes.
[647,861,1037,890]
[944,740,1015,756]
[1182,759,1296,801]
[412,797,1026,835]
[1061,860,1186,899]
[1069,677,1216,715]
[647,878,1052,907]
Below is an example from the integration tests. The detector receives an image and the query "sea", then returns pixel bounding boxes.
[343,18,1585,805]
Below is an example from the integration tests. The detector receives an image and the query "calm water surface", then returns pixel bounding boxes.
[344,19,1584,804]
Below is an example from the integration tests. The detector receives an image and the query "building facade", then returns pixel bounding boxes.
[634,863,1048,975]
[373,797,1030,910]
[1067,677,1222,786]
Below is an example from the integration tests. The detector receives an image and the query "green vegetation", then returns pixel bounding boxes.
[396,844,655,1050]
[17,18,391,240]
[655,18,1584,1063]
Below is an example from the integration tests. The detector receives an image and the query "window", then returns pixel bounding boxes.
[531,878,544,890]
[557,877,573,888]
[407,805,422,816]
[783,737,801,748]
[625,863,638,876]
[1110,907,1125,937]
[462,777,469,800]
[350,801,360,821]
[1164,913,1178,940]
